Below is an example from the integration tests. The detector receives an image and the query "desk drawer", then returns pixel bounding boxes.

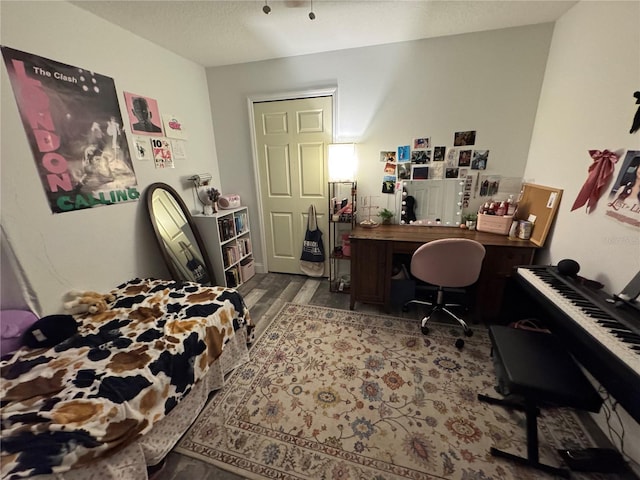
[484,246,535,276]
[350,239,389,305]
[478,245,536,320]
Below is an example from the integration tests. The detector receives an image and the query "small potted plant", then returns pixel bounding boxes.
[464,213,477,230]
[378,208,395,225]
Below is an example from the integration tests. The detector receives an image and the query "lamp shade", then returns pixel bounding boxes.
[328,143,356,182]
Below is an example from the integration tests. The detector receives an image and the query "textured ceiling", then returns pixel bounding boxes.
[71,0,578,68]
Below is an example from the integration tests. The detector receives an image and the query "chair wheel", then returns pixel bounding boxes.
[421,325,429,335]
[464,329,473,337]
[455,338,465,349]
[402,305,409,312]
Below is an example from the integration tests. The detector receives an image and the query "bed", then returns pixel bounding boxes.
[0,278,254,480]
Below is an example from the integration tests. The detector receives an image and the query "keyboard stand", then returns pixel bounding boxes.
[478,325,603,478]
[478,393,568,477]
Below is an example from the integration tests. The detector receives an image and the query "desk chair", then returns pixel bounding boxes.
[403,238,486,336]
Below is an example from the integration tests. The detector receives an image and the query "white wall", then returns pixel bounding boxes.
[525,1,640,296]
[1,1,221,315]
[525,0,640,469]
[206,24,554,271]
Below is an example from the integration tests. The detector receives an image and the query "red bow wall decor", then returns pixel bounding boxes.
[571,149,620,213]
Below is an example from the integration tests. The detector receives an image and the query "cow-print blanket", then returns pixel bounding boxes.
[0,278,253,479]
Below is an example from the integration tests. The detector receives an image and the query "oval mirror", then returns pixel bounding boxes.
[146,182,215,285]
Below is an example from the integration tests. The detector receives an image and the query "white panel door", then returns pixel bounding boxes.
[411,181,443,221]
[253,96,332,274]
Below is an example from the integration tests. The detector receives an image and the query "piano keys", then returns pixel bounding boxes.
[513,265,640,423]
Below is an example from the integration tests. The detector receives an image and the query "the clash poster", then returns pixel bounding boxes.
[1,46,138,214]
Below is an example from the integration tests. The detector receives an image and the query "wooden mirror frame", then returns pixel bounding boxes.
[145,182,216,285]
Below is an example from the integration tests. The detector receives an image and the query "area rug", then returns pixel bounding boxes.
[176,303,607,480]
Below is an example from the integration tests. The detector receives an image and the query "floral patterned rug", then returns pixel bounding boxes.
[176,303,612,480]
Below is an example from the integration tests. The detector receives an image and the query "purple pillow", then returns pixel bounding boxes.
[1,310,38,355]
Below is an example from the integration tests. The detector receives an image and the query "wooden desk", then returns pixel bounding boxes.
[349,225,537,320]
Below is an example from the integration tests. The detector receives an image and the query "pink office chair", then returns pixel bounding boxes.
[404,238,486,337]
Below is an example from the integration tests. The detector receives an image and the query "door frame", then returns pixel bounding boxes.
[247,87,337,273]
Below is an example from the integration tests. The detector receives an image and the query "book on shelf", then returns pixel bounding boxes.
[218,218,235,241]
[225,266,241,287]
[223,244,240,267]
[234,211,248,235]
[238,237,252,257]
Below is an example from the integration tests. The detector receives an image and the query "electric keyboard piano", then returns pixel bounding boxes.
[514,265,640,423]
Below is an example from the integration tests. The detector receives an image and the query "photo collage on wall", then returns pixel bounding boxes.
[378,129,490,194]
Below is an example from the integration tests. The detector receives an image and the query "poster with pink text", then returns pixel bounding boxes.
[1,46,138,214]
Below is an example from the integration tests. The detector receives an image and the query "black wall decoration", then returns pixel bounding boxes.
[630,90,640,134]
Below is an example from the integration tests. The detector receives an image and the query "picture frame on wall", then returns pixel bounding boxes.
[454,130,476,146]
[380,151,397,162]
[458,149,472,166]
[433,146,446,162]
[471,150,489,170]
[398,145,411,162]
[411,165,429,180]
[411,150,430,164]
[124,92,164,136]
[397,162,411,180]
[413,137,430,149]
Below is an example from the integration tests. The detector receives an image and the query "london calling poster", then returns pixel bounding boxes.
[1,46,138,214]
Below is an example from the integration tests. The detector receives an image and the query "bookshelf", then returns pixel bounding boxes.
[193,206,254,288]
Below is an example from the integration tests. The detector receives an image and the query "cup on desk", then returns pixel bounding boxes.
[517,220,532,240]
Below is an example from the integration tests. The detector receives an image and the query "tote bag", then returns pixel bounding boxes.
[300,205,325,277]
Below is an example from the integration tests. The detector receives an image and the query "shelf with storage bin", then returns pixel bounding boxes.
[193,206,254,288]
[328,181,357,293]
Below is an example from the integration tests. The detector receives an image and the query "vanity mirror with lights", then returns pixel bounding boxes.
[397,179,464,226]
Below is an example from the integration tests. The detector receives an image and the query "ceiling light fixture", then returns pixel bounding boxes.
[308,0,315,19]
[263,0,271,14]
